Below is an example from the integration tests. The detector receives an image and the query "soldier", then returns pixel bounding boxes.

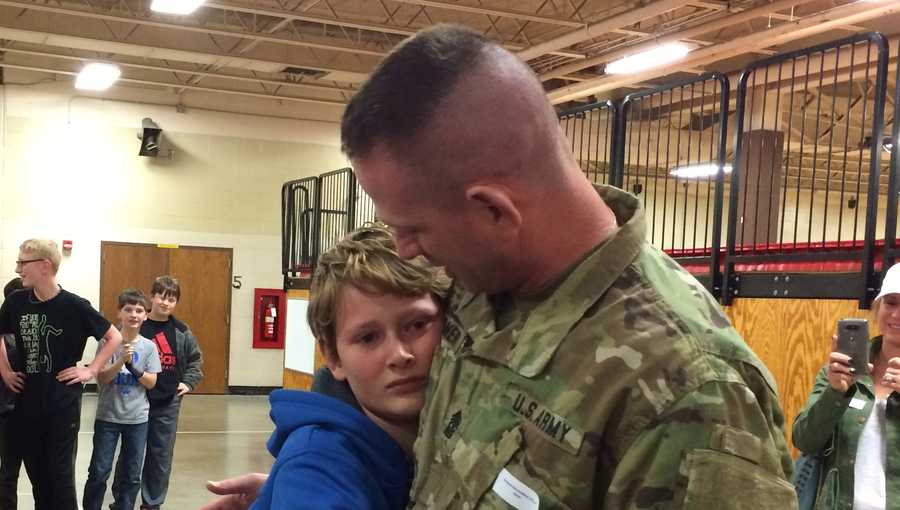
[341,24,797,509]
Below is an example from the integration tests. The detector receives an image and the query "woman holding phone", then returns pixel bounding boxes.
[792,263,900,510]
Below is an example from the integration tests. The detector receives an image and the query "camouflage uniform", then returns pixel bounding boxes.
[409,184,796,509]
[792,337,900,510]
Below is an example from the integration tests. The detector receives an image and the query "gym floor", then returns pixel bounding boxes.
[14,394,276,510]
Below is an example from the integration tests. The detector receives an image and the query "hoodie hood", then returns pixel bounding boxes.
[266,389,412,495]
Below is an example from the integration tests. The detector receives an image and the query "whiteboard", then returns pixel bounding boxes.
[284,298,316,374]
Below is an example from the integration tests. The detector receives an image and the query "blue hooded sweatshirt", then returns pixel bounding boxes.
[251,389,412,510]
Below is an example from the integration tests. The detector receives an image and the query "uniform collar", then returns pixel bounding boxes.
[450,185,646,377]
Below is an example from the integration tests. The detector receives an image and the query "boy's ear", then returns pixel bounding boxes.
[320,341,346,381]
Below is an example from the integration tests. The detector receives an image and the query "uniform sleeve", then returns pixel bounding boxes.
[604,379,797,510]
[791,365,851,454]
[77,298,112,340]
[181,328,203,389]
[144,343,162,374]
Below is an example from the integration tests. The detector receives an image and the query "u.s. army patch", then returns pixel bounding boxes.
[504,385,583,455]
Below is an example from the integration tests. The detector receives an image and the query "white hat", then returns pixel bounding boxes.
[875,263,900,302]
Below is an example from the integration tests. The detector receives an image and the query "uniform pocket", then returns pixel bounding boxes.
[683,449,798,510]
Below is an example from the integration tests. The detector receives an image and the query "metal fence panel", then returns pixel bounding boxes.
[558,100,616,185]
[724,32,888,306]
[318,167,355,258]
[618,73,730,295]
[281,176,319,277]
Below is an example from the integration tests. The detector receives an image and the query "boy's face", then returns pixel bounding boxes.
[329,284,443,427]
[118,303,148,333]
[15,249,50,288]
[150,292,178,317]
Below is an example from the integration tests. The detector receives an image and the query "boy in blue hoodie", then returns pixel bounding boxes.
[201,225,449,510]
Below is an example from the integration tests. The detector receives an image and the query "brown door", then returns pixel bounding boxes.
[99,242,232,394]
[168,247,232,394]
[99,243,168,325]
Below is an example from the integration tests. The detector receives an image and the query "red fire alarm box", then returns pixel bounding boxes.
[253,288,286,349]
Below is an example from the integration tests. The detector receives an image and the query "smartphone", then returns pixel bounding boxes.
[837,318,870,374]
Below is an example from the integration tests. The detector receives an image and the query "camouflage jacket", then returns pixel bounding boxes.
[408,184,796,509]
[792,337,900,510]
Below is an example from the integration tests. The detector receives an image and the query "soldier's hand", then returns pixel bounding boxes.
[828,335,857,394]
[200,473,268,510]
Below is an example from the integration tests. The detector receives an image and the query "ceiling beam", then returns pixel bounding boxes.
[204,0,584,58]
[0,24,369,78]
[547,0,900,104]
[385,0,585,28]
[0,0,388,57]
[539,0,818,82]
[517,0,688,61]
[0,61,347,105]
[0,46,357,93]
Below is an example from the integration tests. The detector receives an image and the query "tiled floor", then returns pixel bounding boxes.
[13,394,276,510]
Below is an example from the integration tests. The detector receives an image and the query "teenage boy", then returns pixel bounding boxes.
[0,239,123,510]
[83,289,161,510]
[132,275,203,510]
[0,277,25,510]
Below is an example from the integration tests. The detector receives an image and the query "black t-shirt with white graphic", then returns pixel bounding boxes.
[0,288,111,416]
[141,317,179,404]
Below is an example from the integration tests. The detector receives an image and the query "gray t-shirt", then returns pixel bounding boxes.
[95,336,161,424]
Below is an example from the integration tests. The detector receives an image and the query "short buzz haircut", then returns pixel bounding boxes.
[3,277,24,299]
[307,224,450,359]
[118,288,149,310]
[151,275,181,301]
[19,239,62,274]
[341,24,491,160]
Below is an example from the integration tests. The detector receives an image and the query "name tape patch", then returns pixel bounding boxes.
[492,468,539,510]
[505,386,583,455]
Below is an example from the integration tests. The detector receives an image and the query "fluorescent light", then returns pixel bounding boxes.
[670,163,733,179]
[151,0,205,14]
[74,63,121,91]
[606,43,692,75]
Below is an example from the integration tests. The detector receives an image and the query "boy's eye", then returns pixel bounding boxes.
[358,332,378,344]
[407,316,434,333]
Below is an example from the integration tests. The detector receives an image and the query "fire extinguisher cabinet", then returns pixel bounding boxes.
[253,288,286,349]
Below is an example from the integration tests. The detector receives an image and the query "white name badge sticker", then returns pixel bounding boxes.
[849,398,866,410]
[491,468,540,510]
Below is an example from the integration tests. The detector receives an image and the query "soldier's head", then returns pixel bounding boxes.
[308,224,449,429]
[16,239,62,287]
[343,24,581,294]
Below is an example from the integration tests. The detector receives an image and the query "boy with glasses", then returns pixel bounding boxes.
[0,239,123,510]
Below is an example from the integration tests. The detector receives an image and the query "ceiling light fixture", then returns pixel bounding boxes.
[151,0,206,15]
[606,43,692,75]
[74,63,121,91]
[670,163,733,179]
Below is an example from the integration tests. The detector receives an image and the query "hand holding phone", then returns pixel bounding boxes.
[827,319,870,394]
[836,318,870,374]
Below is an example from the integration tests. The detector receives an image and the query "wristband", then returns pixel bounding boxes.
[125,362,144,380]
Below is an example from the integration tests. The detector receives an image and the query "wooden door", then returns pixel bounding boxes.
[99,242,232,394]
[169,247,232,394]
[99,243,167,325]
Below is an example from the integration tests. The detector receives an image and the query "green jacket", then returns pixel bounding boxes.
[792,337,900,510]
[409,185,796,509]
